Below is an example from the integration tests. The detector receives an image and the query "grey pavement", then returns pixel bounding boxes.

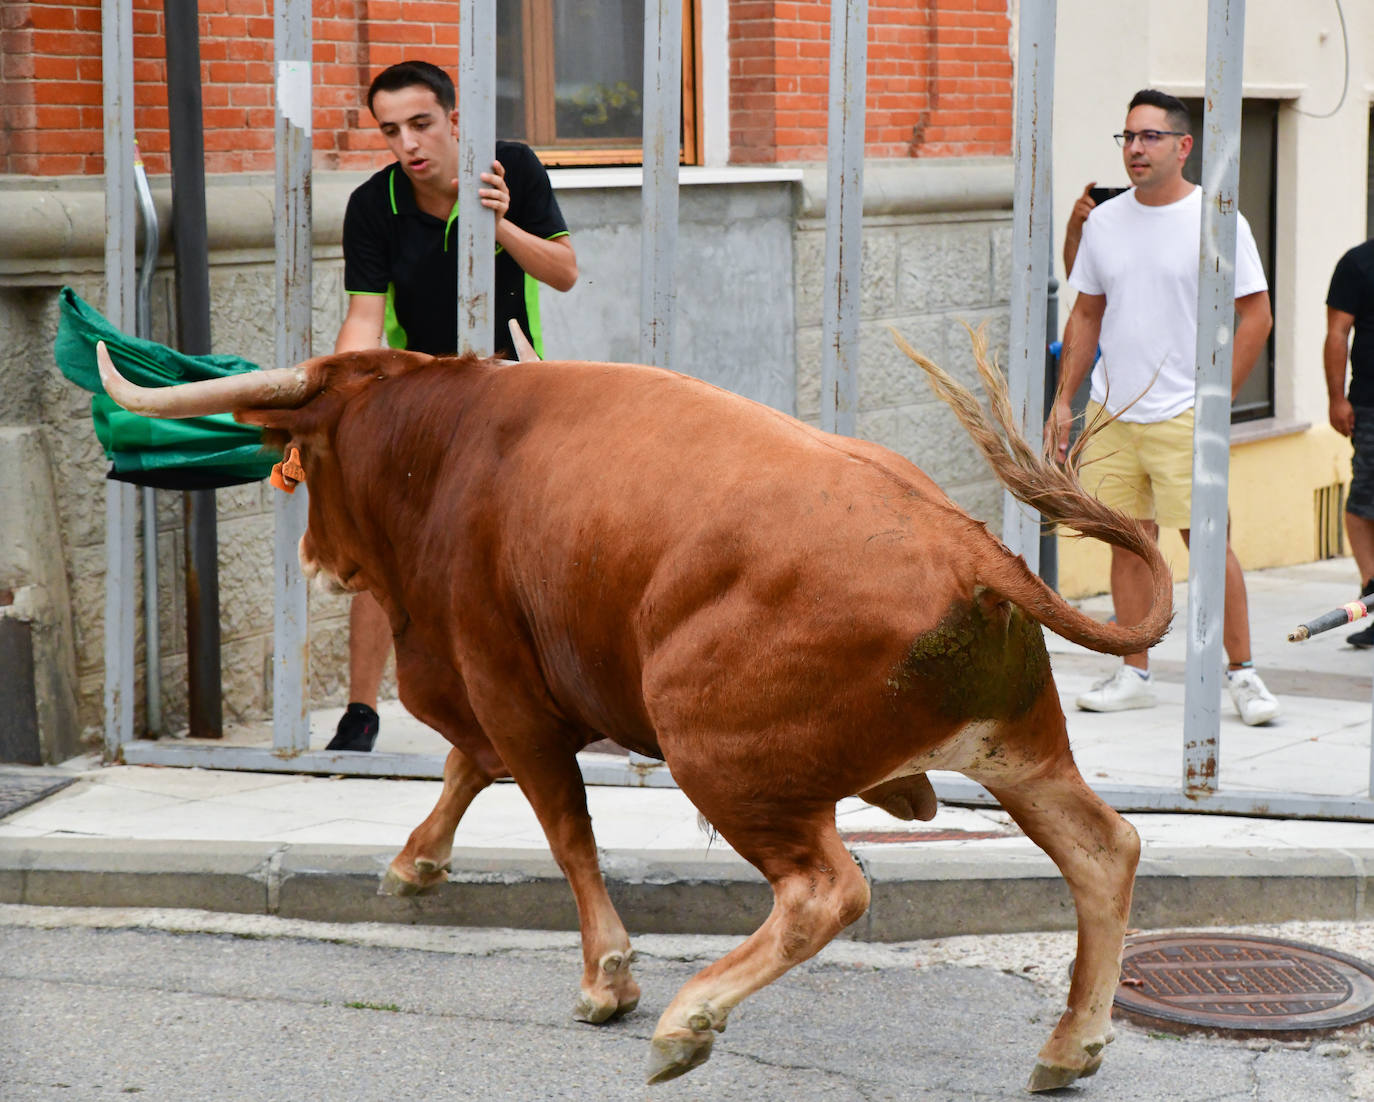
[1,558,1373,939]
[2,906,1372,1101]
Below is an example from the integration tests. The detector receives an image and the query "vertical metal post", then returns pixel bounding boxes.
[820,0,867,437]
[457,0,497,355]
[272,0,312,753]
[164,0,222,739]
[1183,0,1246,794]
[1002,0,1056,571]
[639,0,682,369]
[102,0,137,759]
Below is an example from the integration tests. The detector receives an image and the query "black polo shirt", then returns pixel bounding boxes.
[1328,239,1374,405]
[342,140,569,357]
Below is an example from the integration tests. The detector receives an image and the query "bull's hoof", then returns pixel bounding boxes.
[1028,1052,1103,1093]
[573,992,639,1023]
[1027,1061,1081,1092]
[377,858,449,897]
[646,1032,714,1084]
[573,950,641,1023]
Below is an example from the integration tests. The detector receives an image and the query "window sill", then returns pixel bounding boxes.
[1230,416,1311,446]
[546,165,804,190]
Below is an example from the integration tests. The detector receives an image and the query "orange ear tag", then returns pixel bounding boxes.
[270,446,306,494]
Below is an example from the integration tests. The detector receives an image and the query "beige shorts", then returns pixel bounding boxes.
[1078,403,1206,530]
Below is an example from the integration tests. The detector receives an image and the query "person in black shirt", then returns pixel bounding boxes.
[1325,237,1374,646]
[328,60,577,750]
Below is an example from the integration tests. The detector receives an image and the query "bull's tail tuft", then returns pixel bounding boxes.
[889,324,1173,657]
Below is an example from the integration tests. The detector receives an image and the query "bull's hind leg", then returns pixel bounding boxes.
[981,747,1140,1092]
[645,798,869,1083]
[381,746,494,895]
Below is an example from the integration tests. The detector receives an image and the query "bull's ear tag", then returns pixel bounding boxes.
[270,446,306,493]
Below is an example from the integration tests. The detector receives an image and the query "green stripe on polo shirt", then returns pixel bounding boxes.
[384,283,407,349]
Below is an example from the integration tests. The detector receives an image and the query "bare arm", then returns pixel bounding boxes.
[1045,291,1106,459]
[1229,290,1273,399]
[1325,306,1356,436]
[496,224,579,292]
[334,294,387,354]
[1062,182,1096,276]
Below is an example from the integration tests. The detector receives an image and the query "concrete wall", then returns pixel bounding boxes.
[0,159,1013,757]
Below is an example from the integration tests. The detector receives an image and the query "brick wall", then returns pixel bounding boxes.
[2,0,1011,175]
[730,0,1012,163]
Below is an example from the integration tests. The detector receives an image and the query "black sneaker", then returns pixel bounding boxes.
[1349,622,1374,648]
[326,703,380,751]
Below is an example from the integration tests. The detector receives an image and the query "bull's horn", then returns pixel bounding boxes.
[96,340,316,418]
[507,320,540,363]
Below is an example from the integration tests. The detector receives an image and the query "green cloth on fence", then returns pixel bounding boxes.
[54,286,279,481]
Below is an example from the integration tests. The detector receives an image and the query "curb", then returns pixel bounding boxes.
[2,838,1370,939]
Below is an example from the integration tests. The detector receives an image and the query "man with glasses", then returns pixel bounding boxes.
[1045,88,1279,725]
[1324,234,1374,645]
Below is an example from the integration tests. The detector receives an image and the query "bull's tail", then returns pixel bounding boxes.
[890,325,1172,657]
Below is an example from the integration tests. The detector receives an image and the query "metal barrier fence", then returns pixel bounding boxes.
[99,0,1374,820]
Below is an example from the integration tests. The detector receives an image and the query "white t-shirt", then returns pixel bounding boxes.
[1067,185,1268,422]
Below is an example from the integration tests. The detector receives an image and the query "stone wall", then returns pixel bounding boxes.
[0,158,1012,759]
[794,159,1013,522]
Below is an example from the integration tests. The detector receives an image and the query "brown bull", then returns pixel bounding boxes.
[96,328,1170,1092]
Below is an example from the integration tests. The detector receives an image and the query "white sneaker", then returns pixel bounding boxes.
[1227,668,1280,726]
[1076,666,1156,712]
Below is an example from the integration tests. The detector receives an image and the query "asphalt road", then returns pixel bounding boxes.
[2,906,1372,1101]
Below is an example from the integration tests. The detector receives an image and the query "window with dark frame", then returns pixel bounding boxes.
[496,0,700,166]
[1181,97,1278,424]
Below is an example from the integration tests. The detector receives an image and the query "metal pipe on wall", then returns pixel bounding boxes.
[163,0,222,740]
[131,141,162,736]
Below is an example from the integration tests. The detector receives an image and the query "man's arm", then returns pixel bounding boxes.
[1045,291,1106,459]
[1062,182,1096,276]
[479,159,579,292]
[1229,290,1273,399]
[496,223,579,292]
[1325,306,1356,436]
[334,294,387,354]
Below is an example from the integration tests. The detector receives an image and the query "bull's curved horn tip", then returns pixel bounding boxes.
[508,319,540,362]
[95,340,121,384]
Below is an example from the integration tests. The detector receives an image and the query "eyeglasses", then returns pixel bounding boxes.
[1113,129,1187,148]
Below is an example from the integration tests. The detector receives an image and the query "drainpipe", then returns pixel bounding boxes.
[131,140,162,736]
[164,0,222,739]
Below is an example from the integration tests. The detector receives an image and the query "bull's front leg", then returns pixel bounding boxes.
[510,750,641,1023]
[381,746,494,895]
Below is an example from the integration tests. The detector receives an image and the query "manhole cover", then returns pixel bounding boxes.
[1113,933,1374,1036]
[839,828,1012,843]
[0,771,75,819]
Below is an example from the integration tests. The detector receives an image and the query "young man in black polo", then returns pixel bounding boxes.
[327,60,577,751]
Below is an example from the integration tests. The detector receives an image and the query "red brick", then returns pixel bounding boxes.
[28,4,76,31]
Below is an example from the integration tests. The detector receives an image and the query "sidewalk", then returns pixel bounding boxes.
[2,558,1372,939]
